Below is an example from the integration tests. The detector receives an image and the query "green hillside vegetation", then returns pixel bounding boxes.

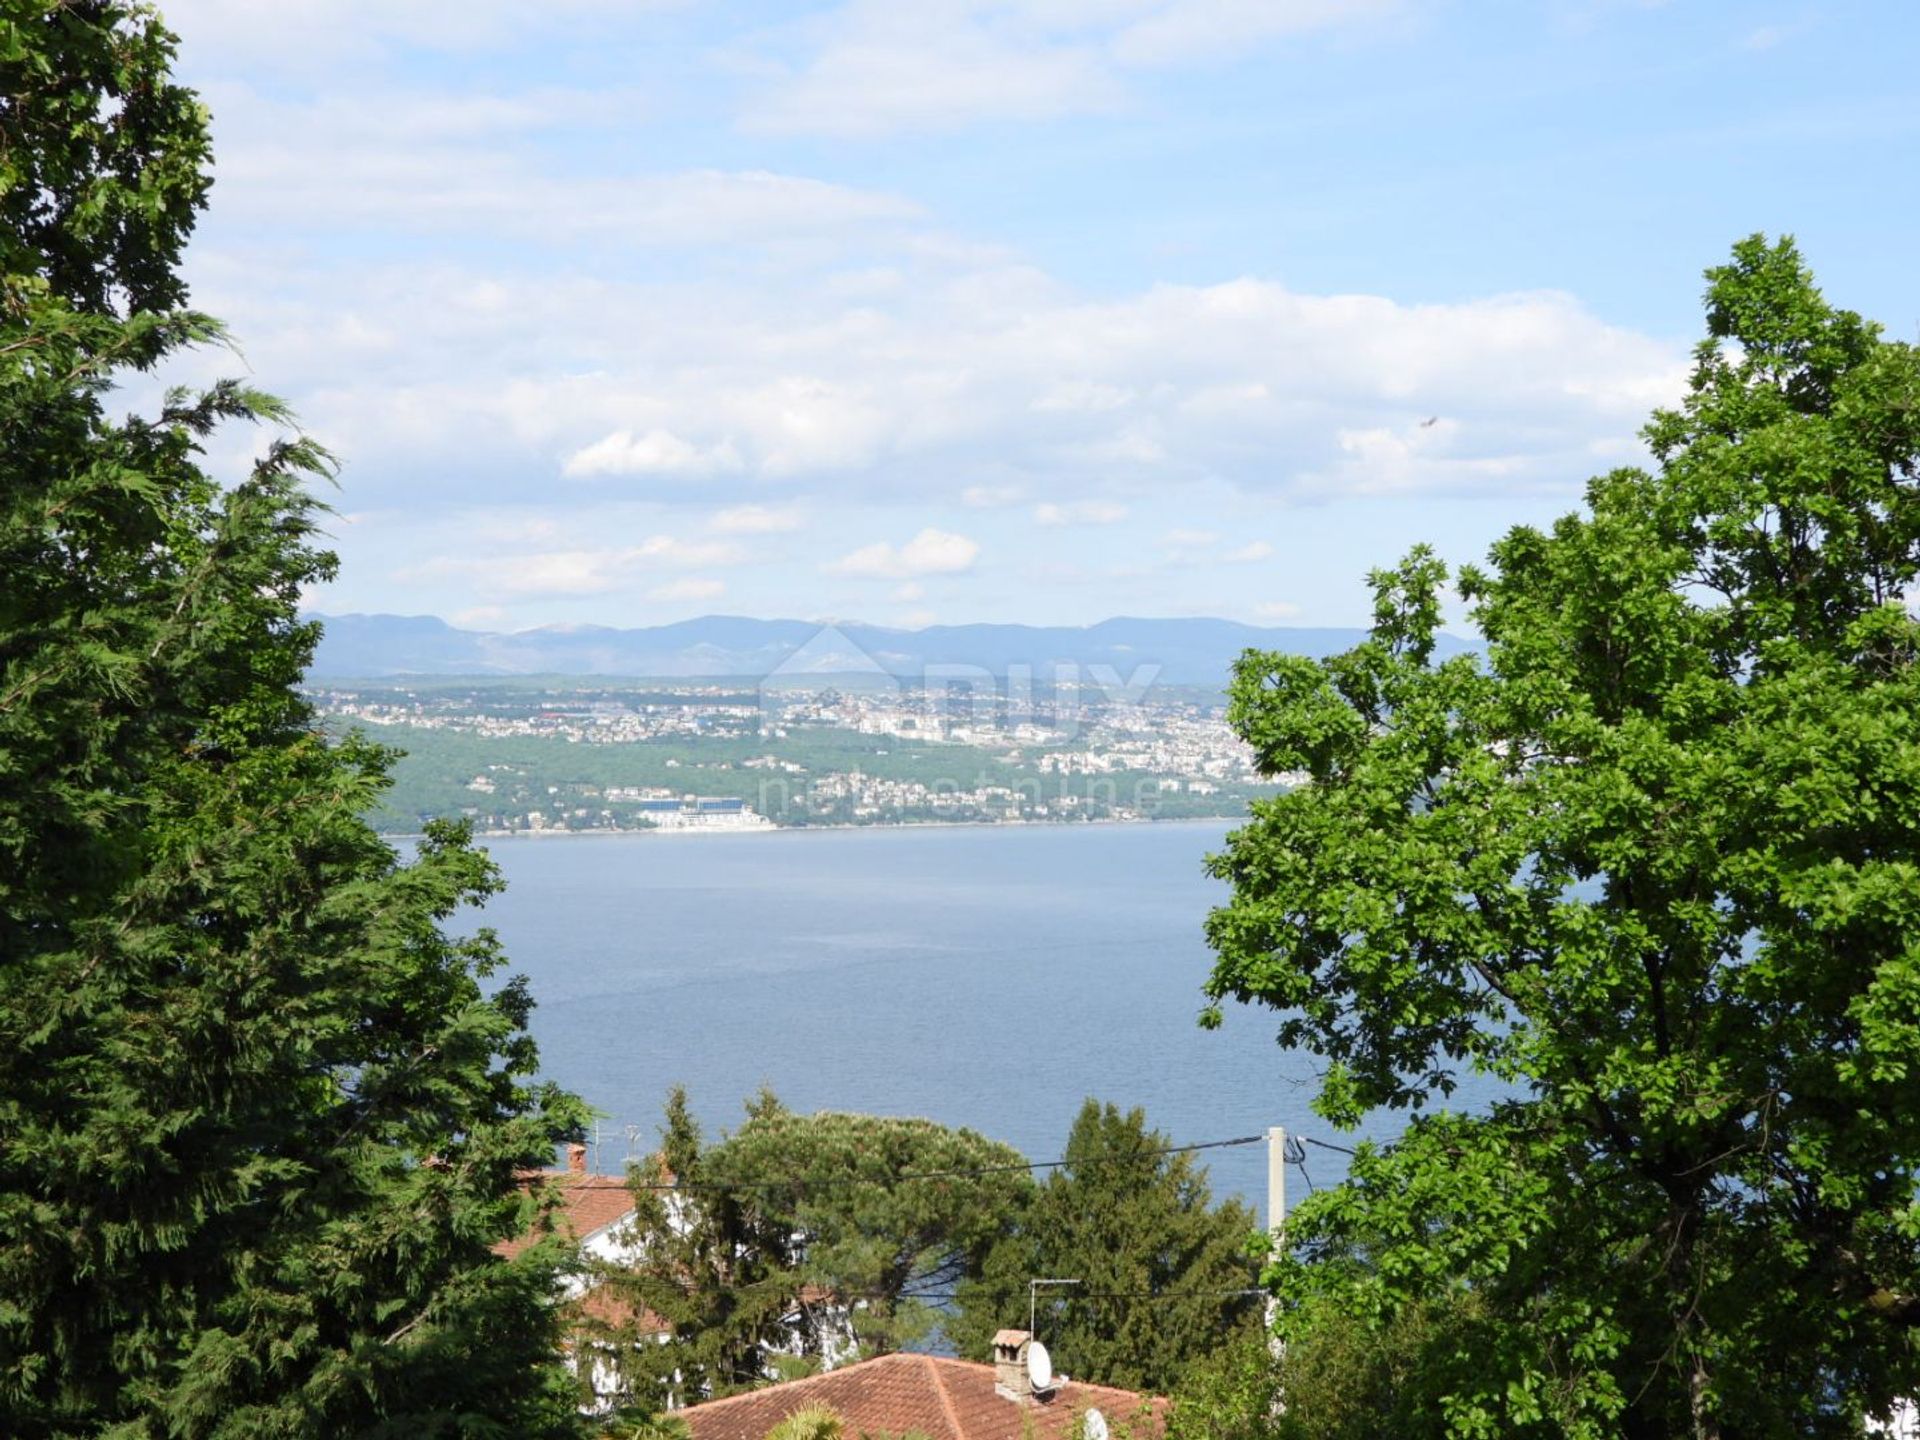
[341,720,1271,831]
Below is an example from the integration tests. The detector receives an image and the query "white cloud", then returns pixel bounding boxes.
[1063,425,1165,466]
[741,1,1125,137]
[1158,531,1276,566]
[741,0,1408,136]
[628,536,749,568]
[648,577,728,602]
[198,254,1683,517]
[1110,0,1405,67]
[1739,21,1810,51]
[826,528,980,580]
[1302,416,1538,496]
[735,375,892,476]
[1032,379,1134,412]
[153,0,1698,633]
[401,533,746,598]
[209,112,923,248]
[465,550,637,597]
[1034,500,1130,526]
[710,503,804,534]
[163,0,689,74]
[1253,600,1303,621]
[890,582,926,602]
[565,428,744,478]
[182,75,920,254]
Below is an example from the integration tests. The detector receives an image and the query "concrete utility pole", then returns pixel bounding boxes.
[1267,1125,1287,1239]
[1028,1278,1081,1340]
[1266,1126,1287,1351]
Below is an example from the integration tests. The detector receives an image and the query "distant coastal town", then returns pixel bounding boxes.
[310,676,1298,834]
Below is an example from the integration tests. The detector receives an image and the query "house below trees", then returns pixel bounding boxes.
[676,1331,1166,1440]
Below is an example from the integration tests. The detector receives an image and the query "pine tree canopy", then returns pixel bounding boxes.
[1205,236,1920,1438]
[596,1089,1029,1411]
[952,1099,1262,1394]
[0,4,589,1435]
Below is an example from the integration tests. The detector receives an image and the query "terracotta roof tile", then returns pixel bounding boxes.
[573,1279,671,1335]
[679,1354,1166,1440]
[494,1169,636,1261]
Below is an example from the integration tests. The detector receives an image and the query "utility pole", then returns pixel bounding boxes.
[1266,1125,1286,1352]
[1267,1125,1287,1239]
[1028,1278,1081,1340]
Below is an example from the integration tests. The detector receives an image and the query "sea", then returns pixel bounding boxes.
[475,820,1479,1210]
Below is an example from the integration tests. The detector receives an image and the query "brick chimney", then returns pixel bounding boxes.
[567,1142,588,1175]
[992,1329,1033,1404]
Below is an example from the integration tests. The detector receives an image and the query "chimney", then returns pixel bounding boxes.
[567,1142,588,1175]
[992,1329,1032,1405]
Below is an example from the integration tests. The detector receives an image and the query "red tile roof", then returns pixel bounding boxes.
[493,1167,674,1335]
[678,1353,1166,1440]
[494,1169,636,1261]
[573,1278,672,1336]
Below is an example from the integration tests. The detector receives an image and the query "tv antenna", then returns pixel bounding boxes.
[1028,1277,1081,1339]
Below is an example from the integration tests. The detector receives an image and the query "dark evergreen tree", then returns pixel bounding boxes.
[596,1089,807,1410]
[952,1100,1262,1392]
[0,4,588,1435]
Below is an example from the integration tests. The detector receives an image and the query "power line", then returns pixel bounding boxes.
[594,1271,1266,1307]
[618,1132,1267,1194]
[1298,1134,1358,1157]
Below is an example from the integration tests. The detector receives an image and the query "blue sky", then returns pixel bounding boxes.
[157,0,1920,632]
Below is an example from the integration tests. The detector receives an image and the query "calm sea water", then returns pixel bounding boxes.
[475,821,1441,1208]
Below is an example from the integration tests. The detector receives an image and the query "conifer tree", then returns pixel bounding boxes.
[0,4,588,1434]
[709,1096,1032,1359]
[598,1090,1028,1408]
[952,1100,1262,1392]
[600,1089,805,1409]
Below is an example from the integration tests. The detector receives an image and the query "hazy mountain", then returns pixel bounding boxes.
[305,612,1472,687]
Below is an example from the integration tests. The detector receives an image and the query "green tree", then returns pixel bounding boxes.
[594,1089,806,1409]
[595,1413,690,1440]
[1165,1282,1483,1440]
[762,1407,844,1440]
[712,1096,1033,1358]
[953,1100,1261,1392]
[1205,236,1920,1438]
[598,1090,1030,1408]
[0,4,588,1435]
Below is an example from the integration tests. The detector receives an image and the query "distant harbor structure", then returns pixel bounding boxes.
[604,789,775,832]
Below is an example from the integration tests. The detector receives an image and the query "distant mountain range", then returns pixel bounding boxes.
[305,612,1472,687]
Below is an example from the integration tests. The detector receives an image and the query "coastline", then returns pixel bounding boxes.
[381,813,1247,843]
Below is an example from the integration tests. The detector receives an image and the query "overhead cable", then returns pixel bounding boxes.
[620,1132,1267,1194]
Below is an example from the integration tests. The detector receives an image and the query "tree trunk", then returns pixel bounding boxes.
[1690,1345,1719,1440]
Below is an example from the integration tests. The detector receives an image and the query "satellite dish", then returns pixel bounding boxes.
[1027,1339,1055,1392]
[1084,1409,1110,1440]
